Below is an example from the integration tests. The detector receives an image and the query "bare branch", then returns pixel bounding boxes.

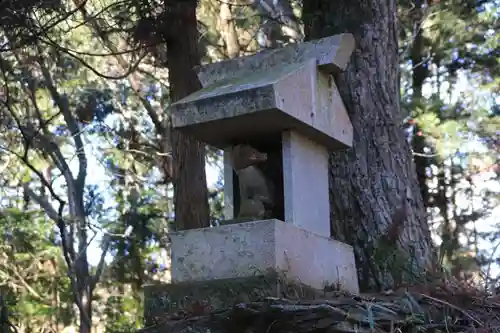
[52,202,91,329]
[35,45,87,192]
[90,235,111,290]
[10,265,51,305]
[22,185,60,222]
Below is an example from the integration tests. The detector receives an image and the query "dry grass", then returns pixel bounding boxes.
[141,277,500,333]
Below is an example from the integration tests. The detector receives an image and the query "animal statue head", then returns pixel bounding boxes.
[229,144,268,171]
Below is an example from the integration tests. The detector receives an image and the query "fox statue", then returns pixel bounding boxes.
[228,144,276,220]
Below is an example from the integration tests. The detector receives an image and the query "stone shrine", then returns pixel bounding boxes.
[144,34,360,327]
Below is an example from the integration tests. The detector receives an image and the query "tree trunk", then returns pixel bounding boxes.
[220,3,241,59]
[409,0,431,209]
[78,293,92,333]
[75,201,93,333]
[165,1,210,230]
[302,0,436,291]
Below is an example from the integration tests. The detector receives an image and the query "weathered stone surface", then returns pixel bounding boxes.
[222,146,235,219]
[169,219,359,293]
[196,34,355,87]
[143,272,325,327]
[169,34,355,151]
[282,131,330,238]
[170,59,352,150]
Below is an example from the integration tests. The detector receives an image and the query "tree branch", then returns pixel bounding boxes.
[72,0,165,135]
[35,44,87,196]
[90,235,111,290]
[23,185,60,222]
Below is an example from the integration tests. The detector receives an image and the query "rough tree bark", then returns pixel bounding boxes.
[165,1,210,230]
[302,0,436,291]
[409,0,431,210]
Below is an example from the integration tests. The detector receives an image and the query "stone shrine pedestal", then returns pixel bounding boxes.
[170,220,357,291]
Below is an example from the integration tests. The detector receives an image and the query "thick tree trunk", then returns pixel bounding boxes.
[78,294,92,333]
[409,2,431,209]
[303,0,436,291]
[165,1,210,230]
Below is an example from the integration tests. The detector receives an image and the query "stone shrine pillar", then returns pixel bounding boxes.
[144,34,360,327]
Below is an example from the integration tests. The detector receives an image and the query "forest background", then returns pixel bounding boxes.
[0,0,498,332]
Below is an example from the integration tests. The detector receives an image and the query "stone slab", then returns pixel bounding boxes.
[170,59,352,151]
[282,131,330,238]
[144,273,332,327]
[196,34,355,87]
[222,147,235,220]
[169,219,359,294]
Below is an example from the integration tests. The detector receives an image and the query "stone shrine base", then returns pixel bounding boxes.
[143,220,359,326]
[170,219,358,293]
